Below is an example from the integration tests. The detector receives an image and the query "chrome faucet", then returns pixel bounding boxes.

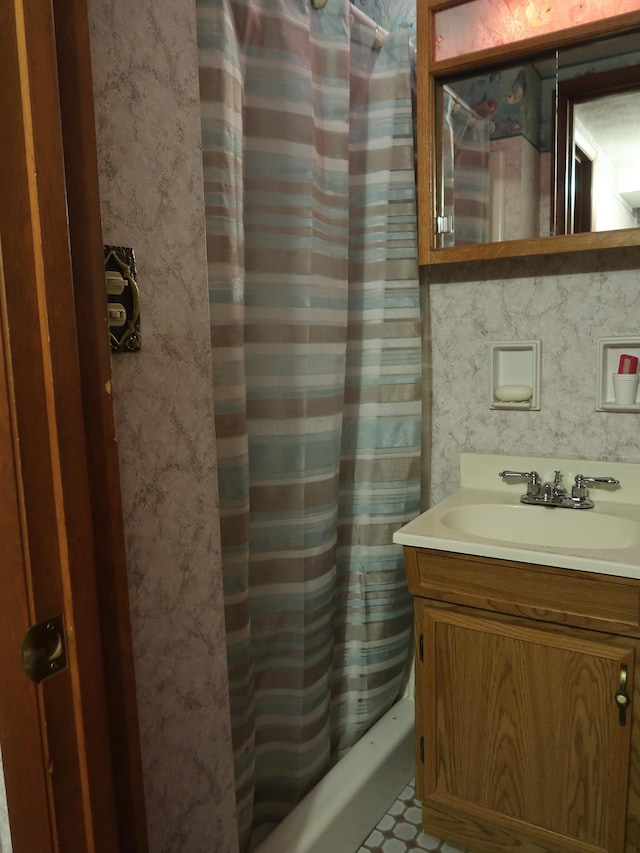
[570,474,620,509]
[540,470,566,502]
[499,469,620,509]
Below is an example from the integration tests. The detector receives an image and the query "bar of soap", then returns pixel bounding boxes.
[494,384,533,402]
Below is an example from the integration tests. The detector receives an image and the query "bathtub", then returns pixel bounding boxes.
[255,694,415,853]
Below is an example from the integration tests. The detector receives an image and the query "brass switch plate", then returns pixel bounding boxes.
[104,245,141,352]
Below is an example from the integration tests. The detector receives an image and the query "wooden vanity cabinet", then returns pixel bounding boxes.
[404,546,640,853]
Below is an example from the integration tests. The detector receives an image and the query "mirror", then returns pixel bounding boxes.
[437,55,556,245]
[432,28,640,251]
[572,91,640,231]
[556,35,640,235]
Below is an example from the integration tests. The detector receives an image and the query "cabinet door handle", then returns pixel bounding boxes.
[614,664,630,726]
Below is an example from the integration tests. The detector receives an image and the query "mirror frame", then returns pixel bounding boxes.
[417,0,640,265]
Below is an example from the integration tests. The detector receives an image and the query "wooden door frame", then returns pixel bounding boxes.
[53,1,149,846]
[0,244,55,852]
[0,0,147,849]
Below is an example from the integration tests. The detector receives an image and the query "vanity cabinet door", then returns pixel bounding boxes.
[415,601,634,853]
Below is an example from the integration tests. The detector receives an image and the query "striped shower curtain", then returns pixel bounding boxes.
[442,90,491,246]
[197,1,421,847]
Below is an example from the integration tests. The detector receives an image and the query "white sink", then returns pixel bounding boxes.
[440,503,640,550]
[393,453,640,580]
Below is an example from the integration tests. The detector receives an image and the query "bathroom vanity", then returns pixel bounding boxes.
[394,454,640,853]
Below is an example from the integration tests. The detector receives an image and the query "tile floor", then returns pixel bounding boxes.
[357,780,471,853]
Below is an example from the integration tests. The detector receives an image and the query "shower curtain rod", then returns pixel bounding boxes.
[348,3,388,48]
[311,0,388,48]
[443,84,480,124]
[443,85,474,115]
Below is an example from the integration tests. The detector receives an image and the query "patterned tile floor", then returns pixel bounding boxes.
[357,780,471,853]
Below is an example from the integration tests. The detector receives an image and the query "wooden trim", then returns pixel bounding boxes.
[0,0,147,849]
[427,0,471,11]
[417,0,436,263]
[422,228,640,265]
[405,547,640,637]
[429,4,640,73]
[51,2,149,849]
[0,0,120,847]
[1,2,88,846]
[626,640,640,851]
[573,146,593,234]
[0,245,55,851]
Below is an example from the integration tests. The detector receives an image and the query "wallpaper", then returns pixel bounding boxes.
[427,249,640,507]
[446,38,640,150]
[434,0,640,59]
[86,0,238,849]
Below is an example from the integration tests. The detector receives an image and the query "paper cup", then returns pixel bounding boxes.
[612,372,639,406]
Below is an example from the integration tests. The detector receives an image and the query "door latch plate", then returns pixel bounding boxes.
[21,615,66,684]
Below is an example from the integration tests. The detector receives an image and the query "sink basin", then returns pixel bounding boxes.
[440,504,640,550]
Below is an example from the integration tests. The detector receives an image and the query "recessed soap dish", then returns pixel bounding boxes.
[489,340,541,411]
[597,337,640,412]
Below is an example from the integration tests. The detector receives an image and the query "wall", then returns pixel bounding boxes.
[428,249,640,505]
[86,0,238,850]
[574,120,636,233]
[490,136,541,241]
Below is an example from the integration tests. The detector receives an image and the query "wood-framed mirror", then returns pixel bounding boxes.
[417,0,640,265]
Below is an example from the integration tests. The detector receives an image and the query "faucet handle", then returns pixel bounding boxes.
[572,474,620,499]
[499,470,541,496]
[552,471,568,496]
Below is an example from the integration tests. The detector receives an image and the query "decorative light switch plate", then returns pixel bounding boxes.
[104,245,141,353]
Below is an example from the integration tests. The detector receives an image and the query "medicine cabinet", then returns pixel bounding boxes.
[417,0,640,265]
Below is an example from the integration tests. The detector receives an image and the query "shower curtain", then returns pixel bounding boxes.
[442,89,491,246]
[197,1,421,847]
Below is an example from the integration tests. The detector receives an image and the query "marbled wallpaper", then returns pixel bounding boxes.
[85,0,238,850]
[434,0,640,60]
[427,249,640,506]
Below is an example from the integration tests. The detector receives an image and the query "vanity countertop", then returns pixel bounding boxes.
[393,452,640,581]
